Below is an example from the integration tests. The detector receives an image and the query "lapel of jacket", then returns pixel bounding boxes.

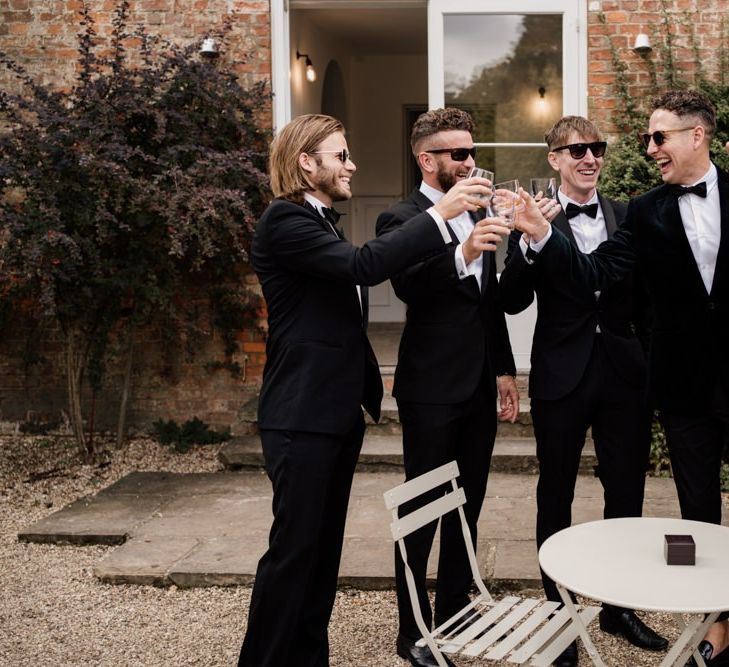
[553,209,578,247]
[411,187,459,243]
[302,199,337,236]
[598,193,618,237]
[654,183,709,293]
[710,166,729,299]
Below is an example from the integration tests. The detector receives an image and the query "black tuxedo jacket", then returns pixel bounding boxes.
[375,188,515,404]
[499,193,647,401]
[537,166,729,413]
[253,197,446,434]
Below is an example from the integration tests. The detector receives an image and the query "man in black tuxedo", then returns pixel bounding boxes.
[238,113,509,667]
[499,116,666,667]
[513,91,729,666]
[376,107,519,667]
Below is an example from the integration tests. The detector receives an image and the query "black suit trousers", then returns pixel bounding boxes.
[238,418,365,667]
[394,381,497,640]
[532,337,651,603]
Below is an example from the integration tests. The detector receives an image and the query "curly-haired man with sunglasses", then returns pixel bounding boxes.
[375,107,519,667]
[514,91,729,667]
[499,115,666,667]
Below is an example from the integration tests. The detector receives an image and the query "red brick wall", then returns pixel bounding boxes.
[1,0,725,430]
[0,0,271,90]
[0,1,271,433]
[587,0,727,134]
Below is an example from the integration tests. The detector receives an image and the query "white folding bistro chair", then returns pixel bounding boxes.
[383,460,602,666]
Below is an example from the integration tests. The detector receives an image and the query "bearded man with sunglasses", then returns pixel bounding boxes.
[375,107,519,667]
[514,90,729,667]
[237,114,506,667]
[499,115,666,667]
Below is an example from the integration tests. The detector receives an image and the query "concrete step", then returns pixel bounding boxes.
[218,434,597,475]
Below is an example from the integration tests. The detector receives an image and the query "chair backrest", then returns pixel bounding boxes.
[384,461,464,541]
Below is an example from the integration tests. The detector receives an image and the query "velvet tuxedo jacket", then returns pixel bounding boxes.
[537,166,729,413]
[499,193,648,401]
[253,197,447,435]
[375,187,516,404]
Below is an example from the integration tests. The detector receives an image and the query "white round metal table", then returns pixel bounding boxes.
[539,517,729,666]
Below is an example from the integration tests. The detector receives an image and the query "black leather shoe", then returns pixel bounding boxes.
[553,640,577,667]
[685,641,729,667]
[396,634,457,667]
[599,606,668,651]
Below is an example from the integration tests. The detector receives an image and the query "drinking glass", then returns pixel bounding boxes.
[467,167,494,201]
[491,179,521,228]
[529,177,557,200]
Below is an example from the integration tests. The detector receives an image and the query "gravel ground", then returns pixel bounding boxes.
[0,434,722,666]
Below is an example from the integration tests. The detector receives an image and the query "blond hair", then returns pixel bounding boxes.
[544,116,602,150]
[269,114,345,202]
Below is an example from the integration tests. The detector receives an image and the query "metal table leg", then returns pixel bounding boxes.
[556,584,608,667]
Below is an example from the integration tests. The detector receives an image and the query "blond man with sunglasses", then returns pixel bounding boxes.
[237,113,507,667]
[514,91,729,667]
[500,115,666,667]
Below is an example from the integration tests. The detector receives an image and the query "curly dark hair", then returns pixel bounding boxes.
[652,90,716,140]
[410,107,474,155]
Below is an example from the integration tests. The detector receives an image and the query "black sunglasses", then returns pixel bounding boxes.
[311,148,352,163]
[424,147,477,162]
[639,127,695,149]
[551,142,607,159]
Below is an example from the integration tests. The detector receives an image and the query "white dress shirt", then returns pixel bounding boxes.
[420,181,483,289]
[557,190,607,254]
[677,163,721,293]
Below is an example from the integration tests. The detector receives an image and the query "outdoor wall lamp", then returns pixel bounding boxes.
[633,33,652,55]
[200,37,219,58]
[296,50,317,83]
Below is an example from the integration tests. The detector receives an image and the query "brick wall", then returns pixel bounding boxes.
[1,0,725,430]
[0,1,271,433]
[587,0,727,134]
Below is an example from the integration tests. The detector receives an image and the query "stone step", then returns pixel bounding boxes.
[218,434,597,475]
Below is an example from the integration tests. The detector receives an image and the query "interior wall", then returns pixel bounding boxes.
[290,11,352,123]
[349,55,427,198]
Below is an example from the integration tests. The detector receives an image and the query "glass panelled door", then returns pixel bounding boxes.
[428,0,585,187]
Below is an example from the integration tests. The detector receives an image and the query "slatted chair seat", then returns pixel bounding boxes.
[383,461,601,666]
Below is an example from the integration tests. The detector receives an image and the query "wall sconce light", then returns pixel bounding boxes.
[633,33,652,55]
[200,37,219,58]
[296,50,317,83]
[538,86,546,99]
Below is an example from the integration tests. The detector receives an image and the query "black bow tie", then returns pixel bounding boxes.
[322,207,342,225]
[565,202,599,219]
[670,182,707,198]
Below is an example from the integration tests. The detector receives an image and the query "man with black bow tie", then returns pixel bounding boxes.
[512,92,729,667]
[500,116,667,666]
[238,113,508,667]
[376,107,519,667]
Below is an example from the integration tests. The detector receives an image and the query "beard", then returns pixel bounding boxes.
[312,163,350,202]
[435,163,463,193]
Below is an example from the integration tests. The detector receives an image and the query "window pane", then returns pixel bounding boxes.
[444,14,563,143]
[479,145,553,186]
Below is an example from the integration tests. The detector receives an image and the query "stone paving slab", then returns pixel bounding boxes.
[21,470,705,588]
